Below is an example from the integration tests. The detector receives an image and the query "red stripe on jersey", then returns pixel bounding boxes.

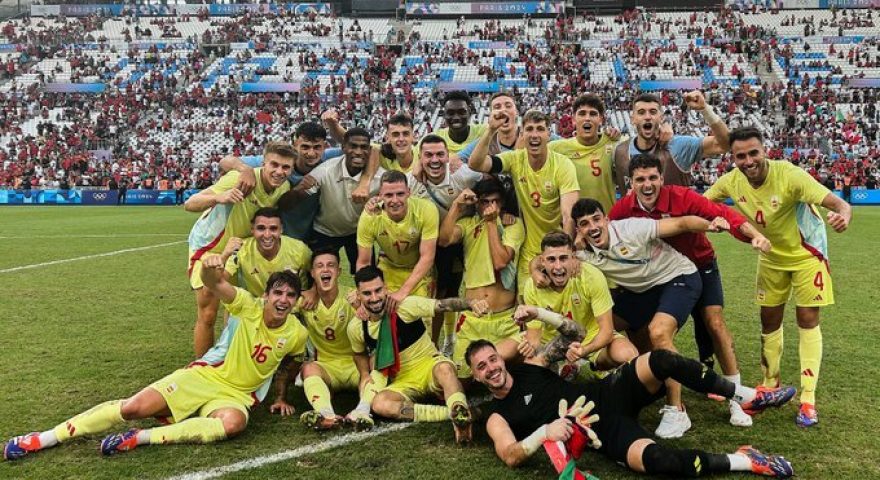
[455,314,466,333]
[188,227,227,277]
[251,392,260,407]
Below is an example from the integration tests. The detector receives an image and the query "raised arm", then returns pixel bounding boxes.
[200,253,238,303]
[438,190,472,247]
[683,90,730,156]
[560,191,579,239]
[217,154,257,196]
[469,111,508,173]
[656,215,713,238]
[184,184,243,212]
[821,192,852,233]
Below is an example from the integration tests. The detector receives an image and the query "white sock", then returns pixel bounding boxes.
[723,373,741,385]
[38,430,58,448]
[354,402,371,415]
[136,429,151,446]
[733,383,757,404]
[319,407,337,417]
[727,453,752,472]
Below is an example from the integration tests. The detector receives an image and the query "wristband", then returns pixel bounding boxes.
[520,425,547,456]
[535,307,565,329]
[700,105,721,125]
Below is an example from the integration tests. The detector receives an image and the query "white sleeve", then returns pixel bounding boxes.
[453,164,484,189]
[622,218,658,243]
[306,163,329,195]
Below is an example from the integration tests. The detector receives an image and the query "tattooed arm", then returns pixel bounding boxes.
[435,297,489,316]
[269,355,302,416]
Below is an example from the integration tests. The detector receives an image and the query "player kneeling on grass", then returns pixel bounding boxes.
[469,339,797,478]
[518,231,638,382]
[287,247,386,431]
[348,266,484,443]
[4,257,307,460]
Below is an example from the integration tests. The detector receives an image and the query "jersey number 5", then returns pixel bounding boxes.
[251,344,272,363]
[590,159,602,176]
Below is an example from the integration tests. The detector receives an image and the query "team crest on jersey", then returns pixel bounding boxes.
[756,289,766,302]
[276,337,287,350]
[544,181,553,192]
[605,145,613,154]
[251,268,260,275]
[769,195,781,211]
[618,245,630,256]
[519,176,526,183]
[571,294,581,305]
[446,187,455,195]
[409,227,418,237]
[165,383,178,395]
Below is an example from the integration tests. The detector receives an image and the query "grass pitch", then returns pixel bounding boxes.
[1,206,878,480]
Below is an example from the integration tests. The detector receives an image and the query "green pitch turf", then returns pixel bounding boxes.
[1,206,878,480]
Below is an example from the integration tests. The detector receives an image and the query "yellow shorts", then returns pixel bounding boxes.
[313,359,360,391]
[571,331,628,383]
[452,308,522,378]
[381,353,453,401]
[188,250,207,289]
[379,260,434,297]
[756,259,834,307]
[150,367,252,423]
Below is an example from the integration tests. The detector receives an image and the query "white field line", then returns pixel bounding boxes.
[0,234,187,239]
[165,423,413,480]
[0,240,186,273]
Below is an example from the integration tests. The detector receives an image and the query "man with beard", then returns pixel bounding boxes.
[613,90,732,396]
[549,94,621,214]
[520,231,638,382]
[705,127,852,427]
[282,128,384,274]
[356,171,438,314]
[609,154,772,428]
[185,141,295,356]
[4,266,307,460]
[406,134,483,348]
[220,122,339,244]
[467,340,796,478]
[347,266,485,443]
[470,110,580,294]
[283,247,384,431]
[438,177,525,379]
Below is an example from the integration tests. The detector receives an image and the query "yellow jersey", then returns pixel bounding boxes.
[377,144,420,173]
[522,263,613,344]
[225,236,312,297]
[497,149,580,259]
[549,135,618,213]
[434,124,488,154]
[456,215,525,289]
[188,168,290,256]
[705,161,831,268]
[300,288,357,361]
[204,288,308,392]
[357,196,439,269]
[346,296,439,367]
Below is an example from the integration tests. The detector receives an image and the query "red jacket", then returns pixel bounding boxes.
[609,185,749,269]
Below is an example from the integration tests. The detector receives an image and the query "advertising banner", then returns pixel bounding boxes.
[34,3,331,18]
[241,82,301,93]
[847,78,880,88]
[437,81,500,92]
[82,190,118,205]
[406,2,564,15]
[44,83,106,94]
[0,189,82,205]
[639,79,703,90]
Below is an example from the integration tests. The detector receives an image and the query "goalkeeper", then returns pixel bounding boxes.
[466,312,798,478]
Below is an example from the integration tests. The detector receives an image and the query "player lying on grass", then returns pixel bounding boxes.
[4,257,307,460]
[348,266,482,443]
[467,338,797,478]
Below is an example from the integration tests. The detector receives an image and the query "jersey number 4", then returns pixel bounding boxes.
[251,344,272,363]
[755,210,766,228]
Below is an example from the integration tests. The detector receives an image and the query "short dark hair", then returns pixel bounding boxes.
[252,207,282,223]
[380,170,408,186]
[489,91,517,108]
[628,154,663,177]
[573,94,605,116]
[631,93,661,110]
[522,109,550,127]
[310,245,340,266]
[464,339,496,367]
[294,122,327,142]
[354,265,384,287]
[265,270,302,296]
[344,127,372,144]
[473,177,505,200]
[387,113,414,129]
[419,134,448,150]
[541,231,574,251]
[729,126,764,148]
[263,141,297,159]
[571,198,605,222]
[442,90,473,110]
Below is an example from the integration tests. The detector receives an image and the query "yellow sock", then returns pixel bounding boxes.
[413,404,449,423]
[443,312,455,338]
[303,376,335,416]
[148,417,226,445]
[53,400,124,442]
[760,327,783,387]
[359,370,387,407]
[798,326,822,405]
[445,391,467,410]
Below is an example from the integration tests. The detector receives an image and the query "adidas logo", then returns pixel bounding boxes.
[738,196,747,203]
[813,294,823,301]
[523,394,532,406]
[802,369,815,377]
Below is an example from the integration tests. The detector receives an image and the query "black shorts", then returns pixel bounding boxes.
[434,243,464,296]
[587,360,664,465]
[612,271,702,332]
[694,258,724,310]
